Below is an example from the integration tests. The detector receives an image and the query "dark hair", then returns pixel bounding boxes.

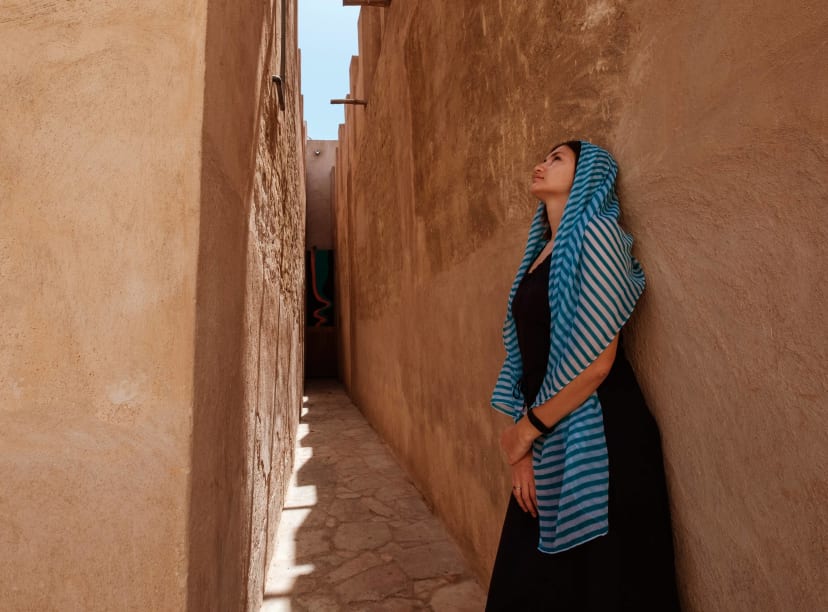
[542,140,582,240]
[550,140,582,167]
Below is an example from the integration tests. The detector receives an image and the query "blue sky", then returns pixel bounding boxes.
[299,1,360,140]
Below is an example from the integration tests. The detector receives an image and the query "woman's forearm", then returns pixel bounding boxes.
[499,334,620,464]
[516,335,619,440]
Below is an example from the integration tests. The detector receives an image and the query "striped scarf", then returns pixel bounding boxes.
[491,141,646,553]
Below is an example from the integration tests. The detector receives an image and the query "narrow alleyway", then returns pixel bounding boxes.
[261,379,486,611]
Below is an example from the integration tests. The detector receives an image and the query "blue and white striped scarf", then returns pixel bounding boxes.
[491,141,646,553]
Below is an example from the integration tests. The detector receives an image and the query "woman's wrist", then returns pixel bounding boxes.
[519,411,546,439]
[525,407,554,435]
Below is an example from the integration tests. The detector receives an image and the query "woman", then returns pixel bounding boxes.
[486,141,680,611]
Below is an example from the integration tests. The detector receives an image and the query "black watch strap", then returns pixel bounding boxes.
[526,408,553,435]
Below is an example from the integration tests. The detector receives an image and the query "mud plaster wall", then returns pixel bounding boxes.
[306,140,337,250]
[0,2,207,609]
[189,0,305,611]
[334,2,828,610]
[0,1,305,610]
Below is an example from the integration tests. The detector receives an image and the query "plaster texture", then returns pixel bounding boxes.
[333,2,828,610]
[306,140,337,250]
[1,1,305,610]
[188,1,305,610]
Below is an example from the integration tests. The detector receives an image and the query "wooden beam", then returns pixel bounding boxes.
[330,99,368,106]
[343,0,391,7]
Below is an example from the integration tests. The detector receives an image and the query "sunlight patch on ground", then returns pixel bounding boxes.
[261,403,316,610]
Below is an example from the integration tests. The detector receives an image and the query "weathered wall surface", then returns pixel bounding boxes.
[334,2,828,610]
[0,3,207,609]
[306,140,337,250]
[0,1,304,610]
[188,0,305,610]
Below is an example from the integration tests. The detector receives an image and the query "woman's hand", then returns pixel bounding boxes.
[499,418,538,465]
[510,452,538,517]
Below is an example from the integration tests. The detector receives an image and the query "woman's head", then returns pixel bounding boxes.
[530,140,582,201]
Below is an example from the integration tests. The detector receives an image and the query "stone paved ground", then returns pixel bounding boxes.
[261,379,486,611]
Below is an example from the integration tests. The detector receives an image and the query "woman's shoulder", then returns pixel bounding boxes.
[583,213,634,254]
[581,213,646,289]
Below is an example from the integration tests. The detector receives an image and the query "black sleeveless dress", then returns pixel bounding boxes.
[486,251,681,611]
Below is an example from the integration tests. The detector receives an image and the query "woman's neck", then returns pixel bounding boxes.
[543,195,568,239]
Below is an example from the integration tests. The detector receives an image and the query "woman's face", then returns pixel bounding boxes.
[530,145,577,200]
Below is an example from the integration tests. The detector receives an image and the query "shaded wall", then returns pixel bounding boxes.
[189,0,305,610]
[305,140,338,377]
[333,2,828,610]
[0,1,305,610]
[306,139,337,250]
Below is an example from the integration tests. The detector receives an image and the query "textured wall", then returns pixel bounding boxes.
[187,0,305,610]
[0,1,304,610]
[334,2,828,610]
[306,140,337,250]
[0,2,206,609]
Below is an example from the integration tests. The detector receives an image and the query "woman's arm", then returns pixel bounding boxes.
[500,333,619,464]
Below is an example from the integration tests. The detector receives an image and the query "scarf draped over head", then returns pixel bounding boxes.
[490,141,646,553]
